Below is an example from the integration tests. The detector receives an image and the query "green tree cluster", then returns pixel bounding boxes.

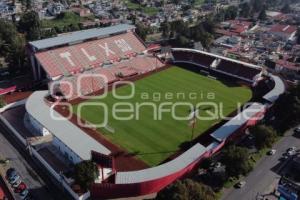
[272,85,300,132]
[249,125,277,150]
[156,179,216,200]
[221,145,253,177]
[160,17,215,49]
[0,19,28,74]
[74,160,99,191]
[18,11,41,41]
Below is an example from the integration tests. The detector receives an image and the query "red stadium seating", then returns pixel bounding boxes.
[217,60,260,80]
[172,51,215,67]
[35,30,165,100]
[172,50,260,81]
[56,55,164,100]
[35,32,147,78]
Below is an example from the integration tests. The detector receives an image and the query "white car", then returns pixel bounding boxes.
[12,179,22,188]
[288,147,296,152]
[287,150,296,156]
[236,181,246,188]
[268,149,276,155]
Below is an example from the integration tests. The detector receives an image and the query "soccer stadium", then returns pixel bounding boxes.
[20,24,285,199]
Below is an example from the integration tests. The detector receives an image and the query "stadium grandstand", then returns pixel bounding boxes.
[27,24,164,100]
[172,48,262,82]
[16,24,286,200]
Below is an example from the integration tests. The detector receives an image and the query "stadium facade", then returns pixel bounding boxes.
[22,24,285,199]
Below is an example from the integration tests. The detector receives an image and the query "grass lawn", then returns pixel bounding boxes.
[41,12,94,29]
[194,0,206,5]
[72,66,252,166]
[123,0,159,16]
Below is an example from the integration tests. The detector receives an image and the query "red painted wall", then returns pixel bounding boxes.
[91,150,211,199]
[90,109,267,199]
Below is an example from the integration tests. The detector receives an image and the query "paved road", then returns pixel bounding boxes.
[0,122,73,200]
[0,129,57,200]
[222,128,300,200]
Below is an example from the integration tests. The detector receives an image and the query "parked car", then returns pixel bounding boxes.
[235,181,246,188]
[288,147,296,152]
[6,168,17,179]
[268,149,276,155]
[294,127,300,134]
[287,150,296,156]
[12,179,22,188]
[0,186,5,200]
[282,155,289,160]
[23,193,34,200]
[8,174,20,185]
[20,189,29,199]
[14,182,27,193]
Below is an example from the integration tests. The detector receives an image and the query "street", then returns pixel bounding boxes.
[0,128,56,200]
[0,125,69,200]
[222,128,300,200]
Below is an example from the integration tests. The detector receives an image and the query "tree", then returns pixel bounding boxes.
[0,19,28,74]
[224,6,238,20]
[177,35,190,47]
[41,28,57,39]
[251,0,265,12]
[200,170,228,192]
[201,17,215,34]
[74,160,99,191]
[135,22,149,41]
[281,3,291,14]
[202,33,214,50]
[0,19,18,55]
[18,11,41,41]
[160,21,171,39]
[156,179,216,200]
[170,20,188,37]
[272,84,300,132]
[19,0,32,10]
[240,3,251,18]
[201,158,212,170]
[249,125,277,150]
[0,96,5,108]
[221,145,253,177]
[6,35,27,74]
[297,27,300,44]
[258,7,267,21]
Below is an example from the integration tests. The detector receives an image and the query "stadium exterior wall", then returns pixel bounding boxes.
[91,150,211,199]
[90,109,265,199]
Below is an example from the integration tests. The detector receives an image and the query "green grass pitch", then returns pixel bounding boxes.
[72,66,252,166]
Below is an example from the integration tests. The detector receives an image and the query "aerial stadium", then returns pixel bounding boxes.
[21,24,285,199]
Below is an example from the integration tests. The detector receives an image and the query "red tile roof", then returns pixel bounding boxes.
[276,59,299,71]
[269,24,297,35]
[215,29,240,37]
